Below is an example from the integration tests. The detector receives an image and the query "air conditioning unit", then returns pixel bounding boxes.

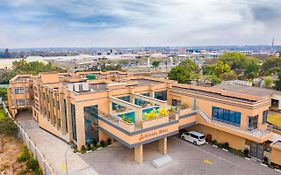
[82,82,89,91]
[74,83,80,92]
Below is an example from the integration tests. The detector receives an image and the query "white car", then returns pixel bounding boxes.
[181,131,206,145]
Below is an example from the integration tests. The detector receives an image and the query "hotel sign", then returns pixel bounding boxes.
[138,128,169,141]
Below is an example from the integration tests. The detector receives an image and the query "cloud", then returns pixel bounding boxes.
[0,0,280,48]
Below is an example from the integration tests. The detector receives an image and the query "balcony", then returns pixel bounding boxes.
[198,111,273,143]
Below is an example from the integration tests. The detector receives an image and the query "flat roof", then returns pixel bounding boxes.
[172,86,258,104]
[14,76,31,82]
[89,83,107,92]
[133,79,162,86]
[214,82,281,97]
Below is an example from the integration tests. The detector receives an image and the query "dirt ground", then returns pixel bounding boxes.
[0,134,30,175]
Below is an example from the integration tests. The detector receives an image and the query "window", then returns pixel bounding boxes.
[71,104,77,141]
[262,110,268,124]
[154,90,167,101]
[248,115,258,131]
[212,106,241,126]
[172,99,181,107]
[64,99,68,132]
[191,134,198,139]
[135,98,147,106]
[15,87,25,94]
[16,99,27,106]
[141,92,150,97]
[118,96,130,102]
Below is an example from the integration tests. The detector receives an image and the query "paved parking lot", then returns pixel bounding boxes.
[81,136,280,175]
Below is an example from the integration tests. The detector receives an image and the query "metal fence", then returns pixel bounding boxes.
[2,102,56,175]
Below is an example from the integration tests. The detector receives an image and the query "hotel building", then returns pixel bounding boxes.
[7,71,281,165]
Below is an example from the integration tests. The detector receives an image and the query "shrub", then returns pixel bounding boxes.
[263,156,269,165]
[169,106,176,112]
[27,158,39,171]
[243,148,249,157]
[17,146,30,162]
[100,140,107,147]
[0,113,18,136]
[180,103,189,109]
[81,145,86,151]
[212,140,218,145]
[107,138,112,145]
[229,148,243,157]
[159,108,168,117]
[217,143,224,148]
[80,145,86,153]
[206,134,212,143]
[73,148,78,153]
[91,146,97,151]
[223,142,229,149]
[96,142,102,148]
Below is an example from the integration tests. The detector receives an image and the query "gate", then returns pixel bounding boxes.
[250,142,264,160]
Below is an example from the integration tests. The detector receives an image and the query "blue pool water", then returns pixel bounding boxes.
[117,111,136,123]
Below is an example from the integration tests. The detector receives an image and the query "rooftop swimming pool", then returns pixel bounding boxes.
[117,111,136,123]
[142,106,159,119]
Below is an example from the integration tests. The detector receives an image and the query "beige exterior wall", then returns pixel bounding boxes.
[7,71,281,165]
[271,146,281,166]
[189,124,246,150]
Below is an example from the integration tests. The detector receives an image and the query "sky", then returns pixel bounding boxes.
[0,0,280,48]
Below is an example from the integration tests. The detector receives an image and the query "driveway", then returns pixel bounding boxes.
[81,136,280,175]
[16,111,98,175]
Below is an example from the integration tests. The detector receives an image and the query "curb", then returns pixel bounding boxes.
[222,148,228,152]
[212,145,218,148]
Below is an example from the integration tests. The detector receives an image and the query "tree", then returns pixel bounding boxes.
[179,59,199,73]
[264,76,273,88]
[244,60,259,79]
[202,65,215,75]
[275,71,281,91]
[0,88,7,101]
[119,60,129,65]
[152,61,160,68]
[168,60,199,83]
[261,57,281,75]
[168,66,191,83]
[213,61,231,77]
[219,71,238,80]
[218,52,247,70]
[204,74,221,85]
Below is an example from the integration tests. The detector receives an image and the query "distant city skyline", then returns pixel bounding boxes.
[0,0,281,48]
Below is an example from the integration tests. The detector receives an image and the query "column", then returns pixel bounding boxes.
[159,137,167,155]
[129,87,135,105]
[134,144,143,164]
[75,104,86,149]
[135,108,143,127]
[59,93,67,134]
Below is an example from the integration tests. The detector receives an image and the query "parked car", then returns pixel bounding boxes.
[181,131,206,145]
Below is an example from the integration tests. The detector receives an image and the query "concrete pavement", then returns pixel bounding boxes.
[16,111,98,175]
[81,136,280,175]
